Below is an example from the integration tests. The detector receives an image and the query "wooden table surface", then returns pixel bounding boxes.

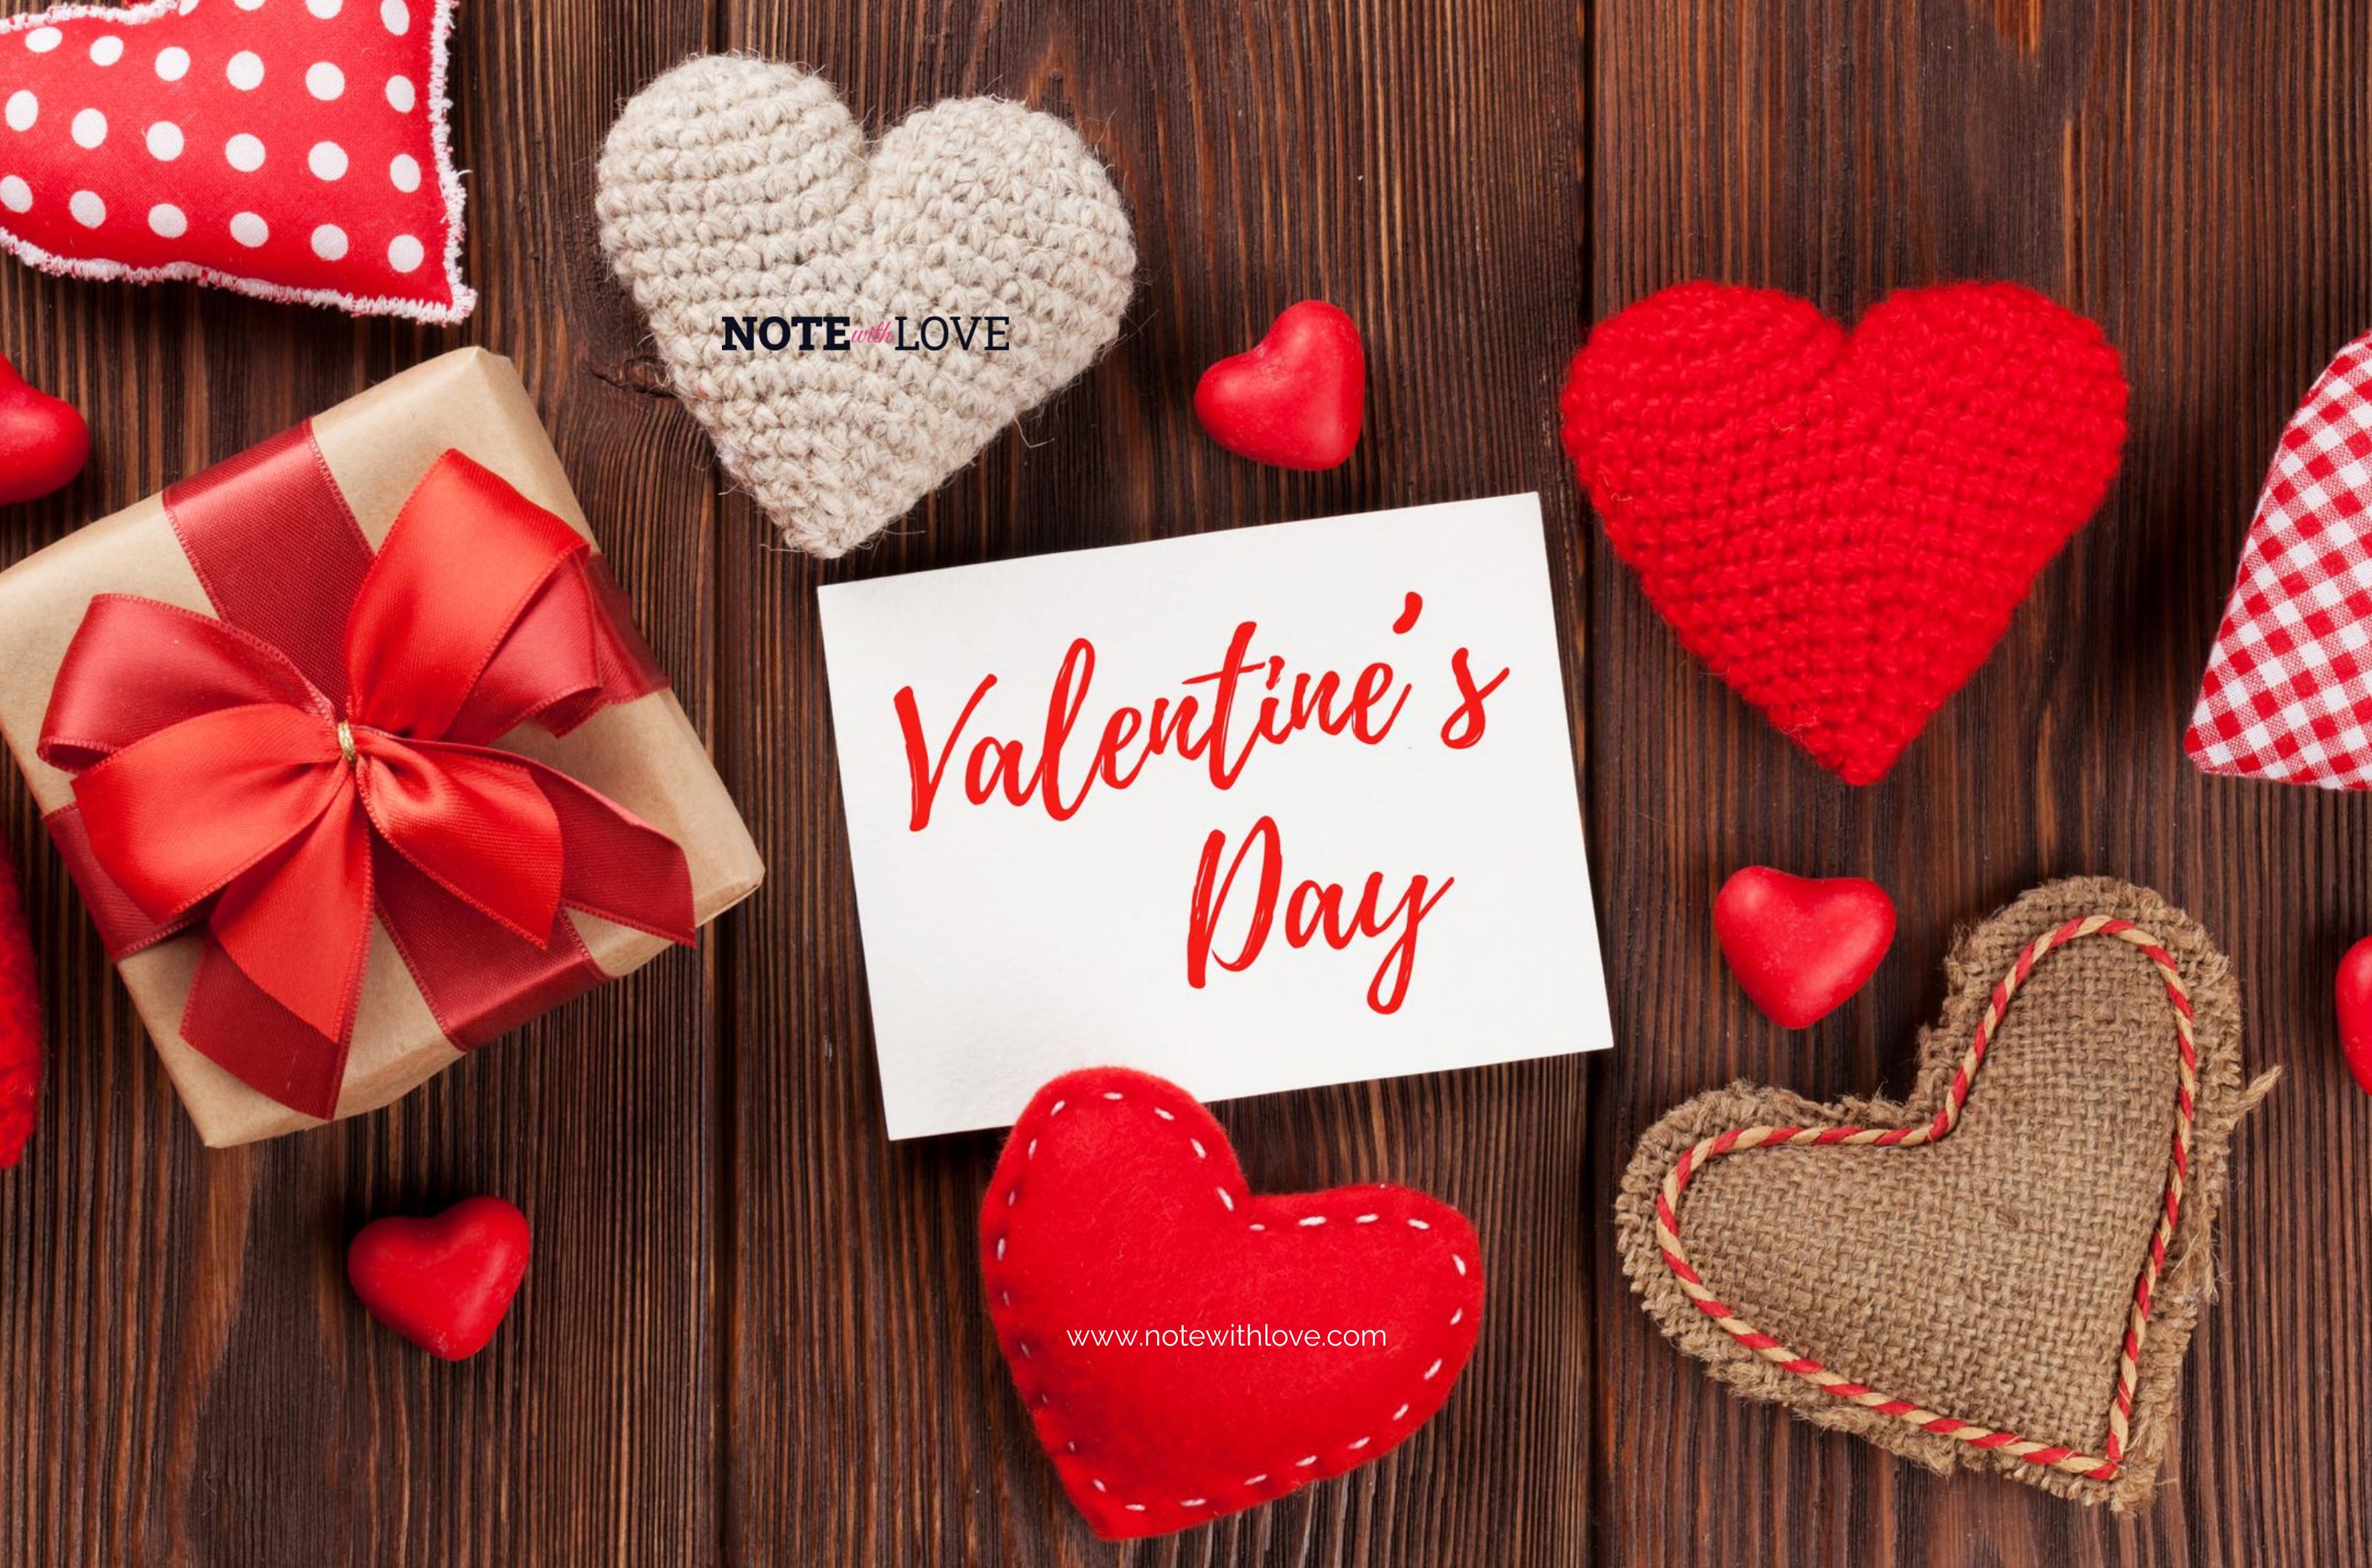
[3,0,2368,1563]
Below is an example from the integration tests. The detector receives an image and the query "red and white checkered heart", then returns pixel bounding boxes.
[0,0,469,322]
[2187,331,2372,787]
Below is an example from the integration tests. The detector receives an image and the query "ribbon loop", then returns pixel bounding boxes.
[38,425,688,1120]
[70,702,347,926]
[354,729,564,946]
[344,452,594,743]
[38,597,328,772]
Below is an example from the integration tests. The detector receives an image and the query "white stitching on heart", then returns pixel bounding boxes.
[986,1086,1477,1528]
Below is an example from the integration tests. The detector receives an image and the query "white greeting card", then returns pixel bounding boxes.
[818,493,1611,1138]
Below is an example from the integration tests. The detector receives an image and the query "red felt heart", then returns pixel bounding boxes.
[981,1067,1482,1541]
[1715,866,1895,1028]
[1561,282,2127,783]
[2337,936,2372,1095]
[348,1195,531,1360]
[0,352,85,505]
[1193,300,1365,470]
[0,0,472,322]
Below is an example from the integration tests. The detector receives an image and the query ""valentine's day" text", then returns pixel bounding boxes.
[892,595,1510,1015]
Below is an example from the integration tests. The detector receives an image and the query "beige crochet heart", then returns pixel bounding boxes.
[1617,877,2276,1508]
[596,57,1136,557]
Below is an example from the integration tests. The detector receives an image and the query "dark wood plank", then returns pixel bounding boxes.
[1590,3,2372,1564]
[709,1,1594,1564]
[0,1,721,1564]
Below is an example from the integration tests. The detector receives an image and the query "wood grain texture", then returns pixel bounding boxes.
[1590,3,2372,1565]
[0,0,2362,1563]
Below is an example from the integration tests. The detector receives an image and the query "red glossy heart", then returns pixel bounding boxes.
[1193,300,1365,469]
[981,1067,1482,1541]
[1715,866,1895,1028]
[2336,937,2372,1095]
[348,1195,531,1360]
[0,354,87,506]
[1561,282,2127,783]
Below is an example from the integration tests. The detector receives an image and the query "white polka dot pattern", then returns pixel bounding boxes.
[0,0,472,320]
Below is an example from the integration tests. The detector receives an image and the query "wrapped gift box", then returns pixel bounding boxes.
[0,348,763,1146]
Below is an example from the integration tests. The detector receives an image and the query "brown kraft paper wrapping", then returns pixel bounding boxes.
[0,348,765,1146]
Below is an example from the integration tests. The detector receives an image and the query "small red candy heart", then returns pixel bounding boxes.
[1193,300,1365,469]
[981,1066,1482,1541]
[1714,866,1896,1028]
[348,1196,531,1361]
[0,353,87,505]
[2336,937,2372,1095]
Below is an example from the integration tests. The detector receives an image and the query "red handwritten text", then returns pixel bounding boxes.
[895,620,1411,831]
[1186,815,1452,1014]
[890,597,1504,1014]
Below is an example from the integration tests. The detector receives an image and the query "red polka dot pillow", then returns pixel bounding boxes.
[0,0,470,322]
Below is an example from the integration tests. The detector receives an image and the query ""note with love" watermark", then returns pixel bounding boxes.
[819,493,1611,1138]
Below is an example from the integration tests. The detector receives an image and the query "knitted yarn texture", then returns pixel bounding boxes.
[597,57,1137,557]
[1561,282,2128,784]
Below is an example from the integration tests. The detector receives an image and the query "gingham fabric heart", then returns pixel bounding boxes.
[0,0,471,322]
[2186,330,2372,787]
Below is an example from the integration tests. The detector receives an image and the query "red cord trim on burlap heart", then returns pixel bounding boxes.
[983,1083,1478,1532]
[1652,914,2199,1480]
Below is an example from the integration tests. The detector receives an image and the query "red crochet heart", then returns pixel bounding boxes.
[0,840,40,1169]
[981,1067,1483,1541]
[348,1195,531,1360]
[1561,282,2127,783]
[0,0,471,321]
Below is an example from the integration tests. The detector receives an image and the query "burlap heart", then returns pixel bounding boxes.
[596,57,1136,557]
[1617,877,2276,1507]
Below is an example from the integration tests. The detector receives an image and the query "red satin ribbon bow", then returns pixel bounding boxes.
[37,433,695,1120]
